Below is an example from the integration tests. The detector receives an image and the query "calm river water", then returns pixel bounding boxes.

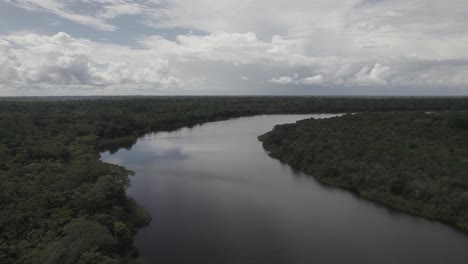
[101,114,468,264]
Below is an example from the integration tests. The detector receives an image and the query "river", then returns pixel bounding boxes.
[101,114,468,264]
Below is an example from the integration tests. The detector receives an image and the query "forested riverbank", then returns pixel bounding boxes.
[259,111,468,232]
[1,97,468,263]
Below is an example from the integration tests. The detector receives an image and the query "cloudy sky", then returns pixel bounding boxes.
[1,0,468,96]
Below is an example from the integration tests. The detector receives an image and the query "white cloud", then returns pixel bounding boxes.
[140,0,468,61]
[5,0,468,62]
[4,0,117,31]
[137,32,325,67]
[2,1,468,94]
[269,73,325,85]
[2,30,468,95]
[2,0,468,97]
[369,64,393,83]
[302,74,325,85]
[98,2,147,20]
[355,64,393,85]
[0,40,20,83]
[269,76,297,84]
[8,0,468,60]
[2,32,183,90]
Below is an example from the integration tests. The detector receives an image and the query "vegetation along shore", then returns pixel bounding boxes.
[1,96,468,263]
[259,111,468,232]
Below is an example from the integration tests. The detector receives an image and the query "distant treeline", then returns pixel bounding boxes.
[1,96,468,263]
[259,111,468,232]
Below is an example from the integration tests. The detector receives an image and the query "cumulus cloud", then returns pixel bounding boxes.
[5,0,468,62]
[268,61,468,89]
[269,74,325,85]
[2,31,468,95]
[355,64,393,85]
[2,32,182,90]
[1,0,468,95]
[0,40,20,83]
[302,74,325,85]
[269,75,297,84]
[137,32,322,66]
[9,0,468,60]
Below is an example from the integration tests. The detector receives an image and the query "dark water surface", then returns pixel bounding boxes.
[101,115,468,264]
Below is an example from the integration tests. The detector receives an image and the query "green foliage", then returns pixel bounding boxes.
[1,97,468,263]
[41,219,117,264]
[259,111,468,232]
[447,112,468,129]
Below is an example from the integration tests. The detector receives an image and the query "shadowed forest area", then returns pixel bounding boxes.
[1,96,468,263]
[259,111,468,232]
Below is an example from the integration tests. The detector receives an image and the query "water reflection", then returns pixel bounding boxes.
[101,115,468,264]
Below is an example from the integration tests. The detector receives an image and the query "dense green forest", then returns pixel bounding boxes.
[259,111,468,232]
[1,96,468,263]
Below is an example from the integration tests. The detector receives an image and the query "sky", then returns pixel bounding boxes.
[0,0,468,96]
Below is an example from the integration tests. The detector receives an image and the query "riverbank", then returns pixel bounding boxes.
[259,111,468,232]
[2,97,468,263]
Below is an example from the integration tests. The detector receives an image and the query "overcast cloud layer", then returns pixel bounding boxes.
[1,0,468,95]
